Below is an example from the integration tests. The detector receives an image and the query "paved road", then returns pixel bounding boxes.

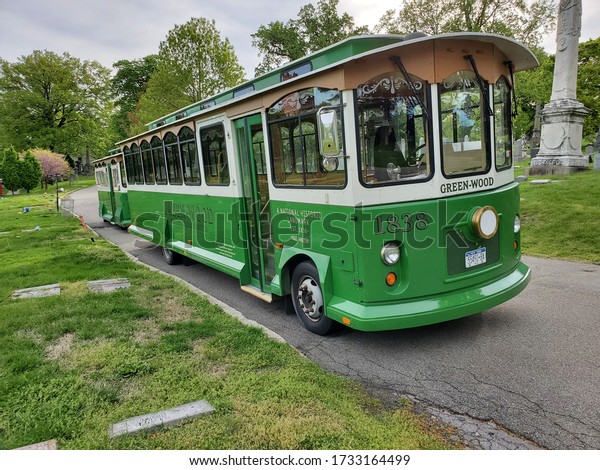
[69,187,600,450]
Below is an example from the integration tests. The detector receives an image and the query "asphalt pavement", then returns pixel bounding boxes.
[68,186,600,450]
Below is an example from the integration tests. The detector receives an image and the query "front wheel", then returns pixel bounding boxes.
[162,247,181,265]
[291,261,335,335]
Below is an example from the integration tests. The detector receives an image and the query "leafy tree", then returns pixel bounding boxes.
[111,55,159,141]
[513,38,600,145]
[513,48,555,139]
[0,147,22,195]
[251,0,369,75]
[0,51,114,158]
[133,18,245,133]
[376,0,557,48]
[20,150,43,193]
[29,148,72,188]
[577,37,600,145]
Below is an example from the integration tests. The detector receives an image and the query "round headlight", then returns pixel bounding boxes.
[471,206,498,239]
[381,242,401,265]
[514,214,521,233]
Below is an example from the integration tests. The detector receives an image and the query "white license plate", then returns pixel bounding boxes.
[465,247,487,268]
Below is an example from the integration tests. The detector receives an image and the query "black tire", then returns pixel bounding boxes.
[291,261,335,335]
[162,246,181,265]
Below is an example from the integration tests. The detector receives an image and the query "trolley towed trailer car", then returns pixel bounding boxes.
[94,149,131,227]
[110,32,537,334]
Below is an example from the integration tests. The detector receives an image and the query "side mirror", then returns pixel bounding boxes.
[317,107,341,157]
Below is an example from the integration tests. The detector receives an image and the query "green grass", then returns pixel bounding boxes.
[516,158,600,264]
[0,191,455,450]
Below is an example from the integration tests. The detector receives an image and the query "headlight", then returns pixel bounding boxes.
[514,214,521,233]
[471,206,498,239]
[381,242,401,265]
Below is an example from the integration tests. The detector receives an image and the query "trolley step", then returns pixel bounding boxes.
[240,285,272,303]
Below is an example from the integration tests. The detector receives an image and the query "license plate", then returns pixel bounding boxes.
[465,247,486,268]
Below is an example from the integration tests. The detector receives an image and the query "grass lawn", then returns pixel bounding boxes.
[0,190,455,450]
[516,159,600,264]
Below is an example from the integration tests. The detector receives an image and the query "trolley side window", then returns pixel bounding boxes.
[131,143,144,184]
[494,76,512,171]
[123,146,133,186]
[357,72,431,185]
[141,140,155,184]
[440,70,490,177]
[151,136,167,184]
[111,159,120,190]
[179,126,201,185]
[200,123,229,186]
[164,132,183,185]
[267,87,345,187]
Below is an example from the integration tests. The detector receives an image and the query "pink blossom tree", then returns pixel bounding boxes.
[29,148,73,188]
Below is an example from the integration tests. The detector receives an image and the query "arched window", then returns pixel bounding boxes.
[267,87,345,187]
[164,132,182,184]
[141,140,155,184]
[357,72,430,185]
[179,127,200,185]
[123,146,133,186]
[130,143,144,184]
[151,136,167,184]
[200,123,229,185]
[494,76,512,170]
[440,70,490,176]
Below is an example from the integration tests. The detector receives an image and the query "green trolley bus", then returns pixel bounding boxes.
[109,32,536,334]
[94,150,131,227]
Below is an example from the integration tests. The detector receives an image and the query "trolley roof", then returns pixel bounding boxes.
[118,32,538,145]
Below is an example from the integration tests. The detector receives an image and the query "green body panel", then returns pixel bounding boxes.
[123,182,528,331]
[97,189,131,227]
[270,182,528,330]
[127,190,252,284]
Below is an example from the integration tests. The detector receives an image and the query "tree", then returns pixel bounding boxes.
[513,38,600,145]
[251,0,370,75]
[577,37,600,145]
[0,147,22,195]
[20,150,43,193]
[133,18,245,133]
[111,55,159,141]
[0,51,114,158]
[376,0,557,48]
[29,148,72,189]
[513,48,555,139]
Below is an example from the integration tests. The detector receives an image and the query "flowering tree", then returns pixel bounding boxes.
[29,148,73,188]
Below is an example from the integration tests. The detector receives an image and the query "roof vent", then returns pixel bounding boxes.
[404,31,427,41]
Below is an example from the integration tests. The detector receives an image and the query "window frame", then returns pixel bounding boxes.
[355,74,434,189]
[178,126,201,185]
[267,87,347,189]
[199,122,230,186]
[494,75,513,172]
[438,70,492,179]
[164,131,183,185]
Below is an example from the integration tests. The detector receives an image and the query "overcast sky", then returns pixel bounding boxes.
[1,0,599,77]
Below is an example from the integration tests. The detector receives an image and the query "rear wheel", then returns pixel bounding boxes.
[291,261,335,335]
[162,247,181,265]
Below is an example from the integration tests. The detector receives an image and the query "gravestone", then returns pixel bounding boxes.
[514,139,524,162]
[530,0,590,175]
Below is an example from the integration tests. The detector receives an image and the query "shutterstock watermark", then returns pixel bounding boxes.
[131,199,472,252]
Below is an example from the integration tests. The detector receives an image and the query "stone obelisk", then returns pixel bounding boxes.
[530,0,589,175]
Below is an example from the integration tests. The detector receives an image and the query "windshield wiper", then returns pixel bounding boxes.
[464,55,493,117]
[389,55,429,120]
